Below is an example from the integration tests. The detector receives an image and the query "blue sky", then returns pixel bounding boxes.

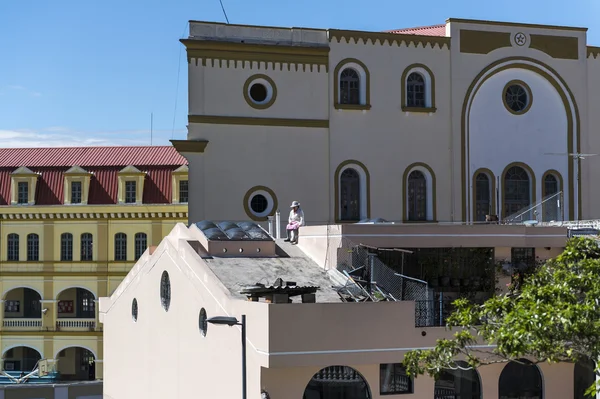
[0,0,598,147]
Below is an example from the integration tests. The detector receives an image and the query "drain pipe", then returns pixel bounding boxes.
[275,210,281,239]
[267,216,274,237]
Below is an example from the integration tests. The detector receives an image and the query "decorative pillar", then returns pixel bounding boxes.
[41,300,56,330]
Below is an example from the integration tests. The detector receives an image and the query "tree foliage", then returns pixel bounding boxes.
[403,237,600,395]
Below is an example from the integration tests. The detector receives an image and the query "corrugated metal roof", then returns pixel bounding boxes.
[0,146,187,168]
[0,165,180,205]
[386,24,446,37]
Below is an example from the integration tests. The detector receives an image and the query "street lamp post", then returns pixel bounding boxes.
[207,314,247,399]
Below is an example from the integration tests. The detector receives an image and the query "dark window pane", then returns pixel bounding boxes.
[503,166,530,219]
[115,233,127,261]
[380,363,413,394]
[71,181,82,204]
[406,72,425,108]
[61,233,73,261]
[81,233,93,261]
[125,181,137,204]
[7,234,19,261]
[475,173,491,222]
[27,234,39,261]
[340,68,360,105]
[135,233,147,260]
[179,180,188,203]
[408,171,427,221]
[17,182,28,204]
[340,168,360,221]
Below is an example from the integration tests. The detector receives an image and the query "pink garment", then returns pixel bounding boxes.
[286,222,300,230]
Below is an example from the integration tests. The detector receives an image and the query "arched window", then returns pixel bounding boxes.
[135,233,147,260]
[27,233,39,262]
[574,358,596,399]
[406,72,425,108]
[542,173,560,222]
[340,68,360,105]
[7,234,19,261]
[475,173,492,222]
[498,359,543,399]
[408,171,427,221]
[60,233,73,261]
[434,361,481,399]
[303,365,371,399]
[114,233,127,261]
[340,168,360,221]
[81,233,93,261]
[503,166,531,219]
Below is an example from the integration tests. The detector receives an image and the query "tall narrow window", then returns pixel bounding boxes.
[27,234,39,261]
[115,233,127,261]
[61,233,73,261]
[135,233,147,260]
[17,182,29,204]
[408,171,427,221]
[125,181,137,204]
[340,68,360,105]
[76,288,95,318]
[7,234,19,261]
[71,181,82,204]
[475,173,491,222]
[81,233,93,261]
[340,168,360,221]
[543,174,559,222]
[179,180,189,203]
[503,166,530,219]
[406,72,425,108]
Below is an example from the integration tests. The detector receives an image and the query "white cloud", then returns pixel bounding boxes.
[0,128,187,148]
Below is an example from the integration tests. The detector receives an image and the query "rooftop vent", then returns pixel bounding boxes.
[194,220,276,257]
[240,278,319,303]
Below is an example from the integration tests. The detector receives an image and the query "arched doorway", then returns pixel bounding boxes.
[2,346,42,373]
[574,358,596,399]
[56,287,96,329]
[303,365,371,399]
[3,287,42,328]
[340,168,361,221]
[55,347,96,381]
[499,359,543,399]
[434,361,481,398]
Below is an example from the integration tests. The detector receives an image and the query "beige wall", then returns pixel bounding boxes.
[585,53,600,219]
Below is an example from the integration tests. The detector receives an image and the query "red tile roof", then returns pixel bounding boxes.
[0,146,187,206]
[386,24,446,37]
[0,146,186,168]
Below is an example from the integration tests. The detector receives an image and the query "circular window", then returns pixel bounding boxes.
[243,186,278,221]
[250,194,268,214]
[503,81,532,115]
[199,308,207,337]
[160,271,171,312]
[243,74,277,109]
[132,298,138,322]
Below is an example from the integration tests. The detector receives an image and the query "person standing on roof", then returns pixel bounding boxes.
[285,201,304,244]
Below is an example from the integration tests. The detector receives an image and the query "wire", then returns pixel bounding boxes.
[219,0,230,24]
[171,21,189,139]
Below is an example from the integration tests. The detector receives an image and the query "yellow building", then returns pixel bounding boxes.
[0,146,188,381]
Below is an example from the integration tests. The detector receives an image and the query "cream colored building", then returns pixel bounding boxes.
[100,221,596,399]
[172,18,600,226]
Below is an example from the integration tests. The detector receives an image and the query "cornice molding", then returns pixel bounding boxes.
[588,46,600,59]
[0,212,188,220]
[328,29,450,50]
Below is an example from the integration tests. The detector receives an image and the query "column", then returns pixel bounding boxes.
[41,300,56,330]
[0,300,4,332]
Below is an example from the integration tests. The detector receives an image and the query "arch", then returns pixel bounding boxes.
[401,63,436,110]
[2,345,43,359]
[53,345,97,360]
[56,286,97,300]
[334,160,371,222]
[498,359,543,399]
[472,168,497,222]
[303,365,371,398]
[542,169,564,222]
[333,58,371,110]
[402,162,437,222]
[2,286,43,300]
[501,162,536,220]
[434,361,482,399]
[461,57,581,222]
[574,357,596,399]
[242,185,278,222]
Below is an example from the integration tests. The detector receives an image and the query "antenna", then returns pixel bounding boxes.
[150,112,153,146]
[544,152,598,160]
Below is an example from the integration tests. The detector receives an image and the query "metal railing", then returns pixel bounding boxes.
[415,299,455,327]
[56,319,95,329]
[3,319,42,328]
[503,191,563,224]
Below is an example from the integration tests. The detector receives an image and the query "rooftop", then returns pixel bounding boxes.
[386,24,446,37]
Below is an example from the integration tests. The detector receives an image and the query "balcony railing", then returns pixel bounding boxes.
[3,318,42,328]
[56,319,96,330]
[415,300,454,327]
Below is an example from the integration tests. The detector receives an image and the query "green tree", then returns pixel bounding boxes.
[404,237,600,396]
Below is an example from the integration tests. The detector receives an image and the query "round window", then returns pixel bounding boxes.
[243,75,277,109]
[243,186,278,221]
[503,82,531,114]
[199,308,207,337]
[160,271,171,312]
[250,194,268,214]
[249,83,268,103]
[132,298,138,322]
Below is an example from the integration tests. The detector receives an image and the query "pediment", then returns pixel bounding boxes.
[11,166,38,176]
[118,165,144,175]
[172,165,189,174]
[65,165,91,175]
